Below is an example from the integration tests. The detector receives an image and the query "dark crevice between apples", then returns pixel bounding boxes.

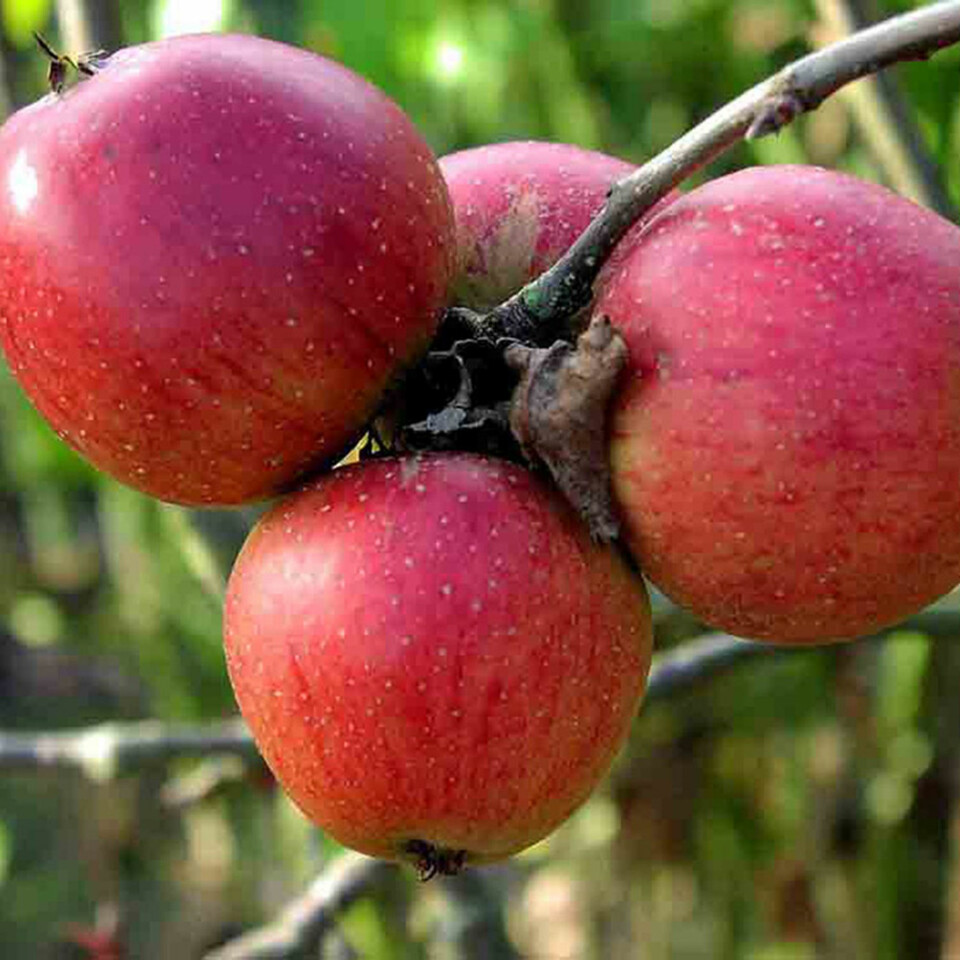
[376,299,630,543]
[372,163,638,542]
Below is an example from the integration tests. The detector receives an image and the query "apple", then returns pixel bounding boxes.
[596,164,960,643]
[440,140,643,311]
[0,33,454,505]
[223,453,652,873]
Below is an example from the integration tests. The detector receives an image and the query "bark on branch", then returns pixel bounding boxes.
[202,855,395,960]
[0,718,256,779]
[6,612,960,777]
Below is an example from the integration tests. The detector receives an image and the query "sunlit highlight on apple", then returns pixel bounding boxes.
[8,150,38,215]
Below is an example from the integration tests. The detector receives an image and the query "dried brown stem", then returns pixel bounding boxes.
[506,315,628,539]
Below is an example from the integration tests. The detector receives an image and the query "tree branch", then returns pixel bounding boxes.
[203,854,395,960]
[644,608,960,701]
[204,854,522,960]
[0,638,759,777]
[644,632,776,702]
[6,612,960,777]
[0,717,256,780]
[483,0,960,343]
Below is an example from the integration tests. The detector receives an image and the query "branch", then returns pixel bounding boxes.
[0,639,761,778]
[0,718,256,780]
[643,607,960,702]
[203,854,395,960]
[644,632,775,702]
[205,854,522,960]
[435,869,521,960]
[160,755,266,810]
[7,611,960,777]
[483,0,960,342]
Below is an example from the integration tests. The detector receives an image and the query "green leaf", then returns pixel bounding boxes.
[2,0,52,47]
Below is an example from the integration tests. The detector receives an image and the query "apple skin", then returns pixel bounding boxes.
[223,453,652,866]
[440,141,641,310]
[597,164,960,644]
[0,33,454,505]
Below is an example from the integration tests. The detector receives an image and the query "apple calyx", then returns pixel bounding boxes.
[34,31,108,94]
[402,840,468,882]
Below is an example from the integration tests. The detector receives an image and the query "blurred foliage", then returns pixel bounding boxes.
[2,0,960,957]
[1,0,51,46]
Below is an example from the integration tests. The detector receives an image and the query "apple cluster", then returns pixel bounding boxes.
[2,32,960,875]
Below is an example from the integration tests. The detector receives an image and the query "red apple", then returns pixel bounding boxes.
[0,33,454,505]
[223,453,652,871]
[597,164,960,643]
[440,140,642,310]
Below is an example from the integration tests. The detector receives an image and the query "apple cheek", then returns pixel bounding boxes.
[611,352,960,642]
[0,34,455,506]
[440,141,644,311]
[602,165,960,643]
[224,455,653,864]
[611,379,903,640]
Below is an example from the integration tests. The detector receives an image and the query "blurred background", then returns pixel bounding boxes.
[2,0,960,957]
